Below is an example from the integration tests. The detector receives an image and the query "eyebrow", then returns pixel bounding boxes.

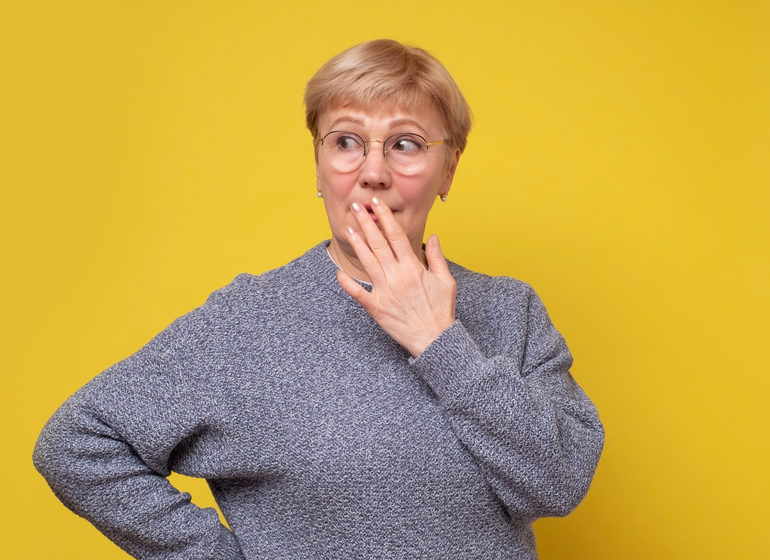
[388,118,427,134]
[327,116,429,135]
[328,116,364,130]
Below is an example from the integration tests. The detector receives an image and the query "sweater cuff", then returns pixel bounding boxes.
[212,524,246,560]
[409,320,486,404]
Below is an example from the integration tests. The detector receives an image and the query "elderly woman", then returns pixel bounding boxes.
[34,39,603,559]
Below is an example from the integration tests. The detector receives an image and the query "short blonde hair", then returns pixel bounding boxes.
[304,39,472,153]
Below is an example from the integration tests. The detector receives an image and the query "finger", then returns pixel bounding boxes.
[351,201,397,267]
[344,225,386,284]
[425,234,452,277]
[370,196,414,260]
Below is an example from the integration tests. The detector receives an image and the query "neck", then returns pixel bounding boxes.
[327,237,427,283]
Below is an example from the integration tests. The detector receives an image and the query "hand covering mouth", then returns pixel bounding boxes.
[363,203,397,214]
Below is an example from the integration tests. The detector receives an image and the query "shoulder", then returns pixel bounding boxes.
[448,260,537,314]
[147,243,328,355]
[447,261,564,358]
[201,242,327,318]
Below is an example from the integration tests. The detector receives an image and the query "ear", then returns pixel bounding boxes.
[440,148,461,197]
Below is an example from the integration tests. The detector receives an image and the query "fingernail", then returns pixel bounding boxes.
[351,202,362,212]
[346,226,355,236]
[371,197,380,206]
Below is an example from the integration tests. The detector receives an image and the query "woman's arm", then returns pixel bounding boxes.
[409,289,604,520]
[33,320,245,560]
[337,199,603,520]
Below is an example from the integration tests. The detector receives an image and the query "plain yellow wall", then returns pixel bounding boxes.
[3,1,768,558]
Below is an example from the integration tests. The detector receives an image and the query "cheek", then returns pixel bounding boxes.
[319,163,356,195]
[395,180,439,231]
[318,170,352,208]
[396,176,436,204]
[403,177,444,217]
[319,168,357,225]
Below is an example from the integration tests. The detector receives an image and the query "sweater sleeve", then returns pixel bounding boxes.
[409,284,604,521]
[32,312,246,560]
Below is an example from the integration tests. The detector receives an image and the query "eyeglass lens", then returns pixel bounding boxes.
[320,131,432,174]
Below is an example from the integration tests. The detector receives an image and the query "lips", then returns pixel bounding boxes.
[364,204,379,223]
[360,203,397,224]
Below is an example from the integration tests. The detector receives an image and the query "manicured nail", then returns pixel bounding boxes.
[346,225,355,236]
[351,202,362,212]
[371,197,380,206]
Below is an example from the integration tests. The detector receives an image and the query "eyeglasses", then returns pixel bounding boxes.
[318,130,447,175]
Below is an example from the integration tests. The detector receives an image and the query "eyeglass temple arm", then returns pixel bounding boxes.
[426,140,448,148]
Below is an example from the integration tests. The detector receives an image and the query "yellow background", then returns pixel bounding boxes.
[3,1,768,558]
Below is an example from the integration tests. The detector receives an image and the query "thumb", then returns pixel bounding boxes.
[425,234,451,275]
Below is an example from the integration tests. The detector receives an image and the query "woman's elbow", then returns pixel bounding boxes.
[33,416,69,488]
[531,424,604,518]
[549,432,604,517]
[32,404,88,495]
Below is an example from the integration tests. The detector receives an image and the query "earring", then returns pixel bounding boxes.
[439,194,448,202]
[317,190,323,198]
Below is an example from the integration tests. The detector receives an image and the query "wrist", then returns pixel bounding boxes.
[407,320,454,358]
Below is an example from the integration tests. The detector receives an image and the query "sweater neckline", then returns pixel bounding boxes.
[301,241,368,297]
[303,240,461,295]
[324,245,373,287]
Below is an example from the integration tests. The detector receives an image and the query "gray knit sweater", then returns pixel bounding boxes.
[34,241,603,560]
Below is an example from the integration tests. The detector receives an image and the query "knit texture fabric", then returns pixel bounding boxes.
[34,242,604,559]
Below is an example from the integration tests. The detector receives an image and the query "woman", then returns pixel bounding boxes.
[34,39,603,559]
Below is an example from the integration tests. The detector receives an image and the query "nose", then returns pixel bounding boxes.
[358,141,391,190]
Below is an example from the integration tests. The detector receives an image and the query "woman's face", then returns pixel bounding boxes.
[316,104,460,261]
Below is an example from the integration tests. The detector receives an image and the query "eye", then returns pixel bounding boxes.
[333,132,364,152]
[388,134,424,154]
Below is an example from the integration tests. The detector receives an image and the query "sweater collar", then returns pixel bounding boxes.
[299,241,374,294]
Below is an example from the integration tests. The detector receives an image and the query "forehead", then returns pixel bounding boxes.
[320,103,445,136]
